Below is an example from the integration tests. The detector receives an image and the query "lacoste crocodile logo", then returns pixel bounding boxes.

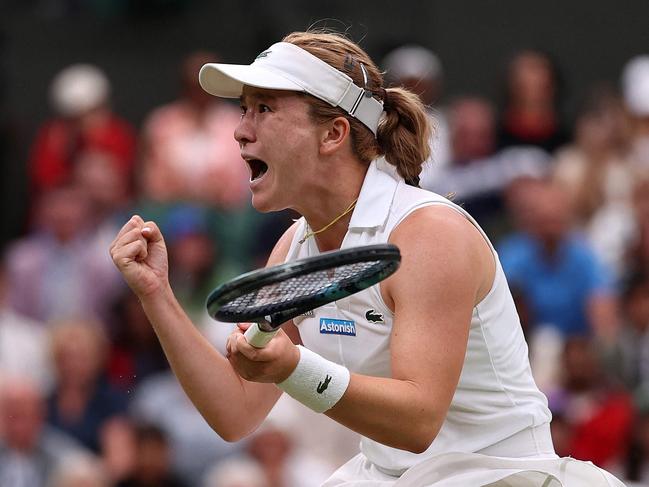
[365,309,384,323]
[316,375,332,394]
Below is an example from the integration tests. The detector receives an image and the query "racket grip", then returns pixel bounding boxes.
[244,323,279,348]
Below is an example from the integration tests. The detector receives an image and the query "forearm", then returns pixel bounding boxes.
[326,374,442,454]
[139,285,281,440]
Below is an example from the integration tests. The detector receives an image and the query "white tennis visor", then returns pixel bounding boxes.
[199,42,384,135]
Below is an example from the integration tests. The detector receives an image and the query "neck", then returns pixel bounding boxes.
[297,157,367,251]
[307,199,358,251]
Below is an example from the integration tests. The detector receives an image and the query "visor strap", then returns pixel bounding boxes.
[338,84,383,135]
[349,89,365,116]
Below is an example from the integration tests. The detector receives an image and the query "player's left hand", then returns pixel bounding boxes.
[225,324,300,383]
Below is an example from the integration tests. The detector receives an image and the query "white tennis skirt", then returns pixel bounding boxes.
[321,451,627,486]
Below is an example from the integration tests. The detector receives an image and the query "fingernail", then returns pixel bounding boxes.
[142,227,151,233]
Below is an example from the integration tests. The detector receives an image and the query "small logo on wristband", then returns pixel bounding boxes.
[317,375,332,393]
[319,318,356,336]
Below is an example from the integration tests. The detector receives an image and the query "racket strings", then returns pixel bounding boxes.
[221,260,381,311]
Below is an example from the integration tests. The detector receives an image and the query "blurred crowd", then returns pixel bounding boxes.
[1,41,649,486]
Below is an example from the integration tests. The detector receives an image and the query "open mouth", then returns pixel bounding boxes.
[247,159,268,182]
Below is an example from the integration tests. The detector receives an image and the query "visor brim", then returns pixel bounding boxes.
[199,63,304,98]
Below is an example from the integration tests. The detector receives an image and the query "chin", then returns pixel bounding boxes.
[250,194,281,213]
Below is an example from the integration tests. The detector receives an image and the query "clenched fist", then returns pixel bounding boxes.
[110,215,169,298]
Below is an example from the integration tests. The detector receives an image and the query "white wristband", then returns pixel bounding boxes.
[277,345,351,413]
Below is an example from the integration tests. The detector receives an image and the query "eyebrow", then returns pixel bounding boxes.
[239,92,277,104]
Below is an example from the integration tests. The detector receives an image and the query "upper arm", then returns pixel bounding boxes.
[383,205,494,417]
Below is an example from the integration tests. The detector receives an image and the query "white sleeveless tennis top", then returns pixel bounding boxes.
[284,158,553,475]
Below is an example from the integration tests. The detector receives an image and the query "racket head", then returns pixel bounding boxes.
[206,244,400,328]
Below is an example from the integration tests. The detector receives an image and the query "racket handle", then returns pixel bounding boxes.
[244,323,279,348]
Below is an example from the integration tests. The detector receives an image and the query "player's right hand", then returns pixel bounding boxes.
[110,215,169,298]
[225,323,300,384]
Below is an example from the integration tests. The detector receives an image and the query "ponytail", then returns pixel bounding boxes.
[377,88,432,186]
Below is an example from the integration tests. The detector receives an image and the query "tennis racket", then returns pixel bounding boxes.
[206,244,401,347]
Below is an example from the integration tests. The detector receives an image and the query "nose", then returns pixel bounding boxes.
[234,112,256,146]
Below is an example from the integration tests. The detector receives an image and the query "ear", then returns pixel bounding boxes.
[319,116,350,156]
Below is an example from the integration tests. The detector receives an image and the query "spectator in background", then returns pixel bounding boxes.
[409,94,495,201]
[48,453,112,487]
[547,337,634,472]
[622,55,649,173]
[498,178,619,342]
[73,147,134,224]
[73,147,137,295]
[240,398,353,487]
[29,64,136,201]
[381,44,451,187]
[426,96,548,239]
[139,50,248,207]
[0,376,87,487]
[447,97,497,165]
[246,419,332,487]
[0,250,52,390]
[554,86,632,222]
[5,185,123,323]
[137,51,258,272]
[47,318,134,483]
[498,49,568,153]
[552,86,636,279]
[265,395,360,477]
[129,368,243,486]
[611,272,649,397]
[117,424,188,487]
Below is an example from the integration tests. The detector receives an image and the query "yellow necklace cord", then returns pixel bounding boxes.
[298,197,359,244]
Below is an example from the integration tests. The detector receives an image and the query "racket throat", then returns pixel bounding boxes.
[256,318,276,332]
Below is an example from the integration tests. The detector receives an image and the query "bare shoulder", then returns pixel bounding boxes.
[385,204,495,308]
[391,204,489,256]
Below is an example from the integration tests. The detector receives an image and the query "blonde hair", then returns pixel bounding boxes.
[282,31,432,186]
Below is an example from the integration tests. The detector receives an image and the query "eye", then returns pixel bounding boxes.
[259,104,271,113]
[239,105,247,116]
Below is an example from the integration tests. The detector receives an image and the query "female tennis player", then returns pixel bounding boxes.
[110,31,625,486]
